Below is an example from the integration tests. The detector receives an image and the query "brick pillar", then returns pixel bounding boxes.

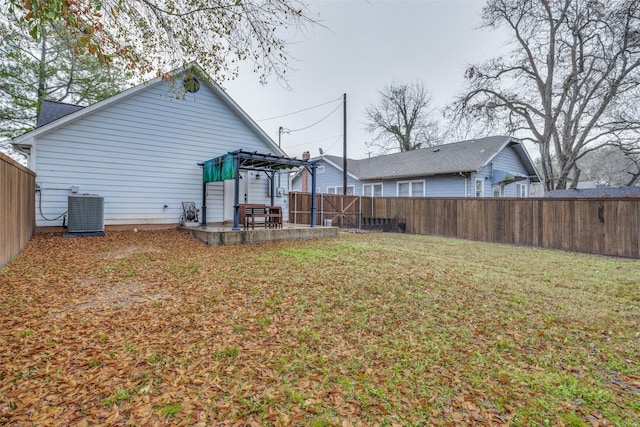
[301,151,310,192]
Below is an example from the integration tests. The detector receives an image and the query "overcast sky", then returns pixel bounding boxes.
[224,0,510,160]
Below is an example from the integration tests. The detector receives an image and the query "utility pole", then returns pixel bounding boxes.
[278,126,283,148]
[343,93,347,195]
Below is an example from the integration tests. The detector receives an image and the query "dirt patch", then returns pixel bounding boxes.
[53,280,168,316]
[98,245,162,260]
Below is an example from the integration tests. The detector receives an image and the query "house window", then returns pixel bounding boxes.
[363,183,383,197]
[492,183,505,197]
[397,180,425,197]
[412,181,424,197]
[327,185,354,195]
[516,183,528,197]
[475,178,484,197]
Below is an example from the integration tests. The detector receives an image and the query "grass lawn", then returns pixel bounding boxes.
[0,229,638,426]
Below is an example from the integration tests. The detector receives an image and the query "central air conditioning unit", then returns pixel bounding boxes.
[67,194,104,233]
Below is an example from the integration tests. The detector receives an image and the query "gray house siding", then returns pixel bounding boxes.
[292,159,359,194]
[492,145,527,173]
[424,175,467,197]
[295,163,493,198]
[291,138,539,199]
[488,146,534,197]
[25,73,285,227]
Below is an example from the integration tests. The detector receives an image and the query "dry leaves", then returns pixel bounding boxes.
[0,230,638,426]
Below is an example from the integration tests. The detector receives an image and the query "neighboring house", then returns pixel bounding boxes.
[292,136,541,198]
[12,64,291,227]
[545,187,640,198]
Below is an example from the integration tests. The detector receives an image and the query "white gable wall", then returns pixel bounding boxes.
[32,79,281,226]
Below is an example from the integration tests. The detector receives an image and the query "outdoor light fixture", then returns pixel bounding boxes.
[255,173,261,180]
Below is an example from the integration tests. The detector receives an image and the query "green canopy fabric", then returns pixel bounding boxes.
[203,154,235,183]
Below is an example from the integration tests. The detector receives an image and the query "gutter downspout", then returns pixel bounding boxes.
[460,172,468,197]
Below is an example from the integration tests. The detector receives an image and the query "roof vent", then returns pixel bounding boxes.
[183,76,200,93]
[433,148,440,152]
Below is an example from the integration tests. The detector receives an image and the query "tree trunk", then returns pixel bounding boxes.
[569,167,581,189]
[625,171,640,186]
[36,30,47,117]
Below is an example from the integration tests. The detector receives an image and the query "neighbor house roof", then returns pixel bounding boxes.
[13,63,285,157]
[319,136,540,181]
[545,187,640,198]
[37,100,85,127]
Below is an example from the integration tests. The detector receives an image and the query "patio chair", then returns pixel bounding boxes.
[179,202,199,226]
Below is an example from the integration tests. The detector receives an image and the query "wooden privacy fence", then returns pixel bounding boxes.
[289,192,640,258]
[289,192,365,228]
[1,152,36,267]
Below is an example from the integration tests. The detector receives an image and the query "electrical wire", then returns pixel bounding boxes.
[324,135,344,153]
[283,134,343,149]
[283,134,343,157]
[256,96,342,122]
[37,190,67,221]
[286,102,343,133]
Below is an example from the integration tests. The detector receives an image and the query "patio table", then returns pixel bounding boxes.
[240,204,282,229]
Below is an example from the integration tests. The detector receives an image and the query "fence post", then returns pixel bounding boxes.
[359,196,362,230]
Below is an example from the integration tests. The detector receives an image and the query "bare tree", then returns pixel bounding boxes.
[365,81,441,153]
[579,144,640,187]
[7,0,316,85]
[453,0,640,190]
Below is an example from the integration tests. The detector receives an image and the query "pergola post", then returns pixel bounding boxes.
[269,171,276,206]
[310,164,317,227]
[201,179,207,226]
[232,155,241,230]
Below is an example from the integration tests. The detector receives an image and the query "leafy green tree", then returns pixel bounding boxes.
[454,0,640,190]
[0,5,131,138]
[6,0,315,84]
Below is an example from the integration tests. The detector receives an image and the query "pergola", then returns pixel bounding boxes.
[199,150,318,230]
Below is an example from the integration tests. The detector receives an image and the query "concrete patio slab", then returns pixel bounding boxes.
[181,223,339,246]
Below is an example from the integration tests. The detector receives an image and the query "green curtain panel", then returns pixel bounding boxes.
[203,154,235,183]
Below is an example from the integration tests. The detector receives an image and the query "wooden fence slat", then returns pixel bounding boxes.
[289,192,640,258]
[1,153,36,267]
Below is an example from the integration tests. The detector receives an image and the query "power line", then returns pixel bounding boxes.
[324,135,344,153]
[286,102,343,133]
[283,134,343,149]
[256,96,342,122]
[283,135,343,156]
